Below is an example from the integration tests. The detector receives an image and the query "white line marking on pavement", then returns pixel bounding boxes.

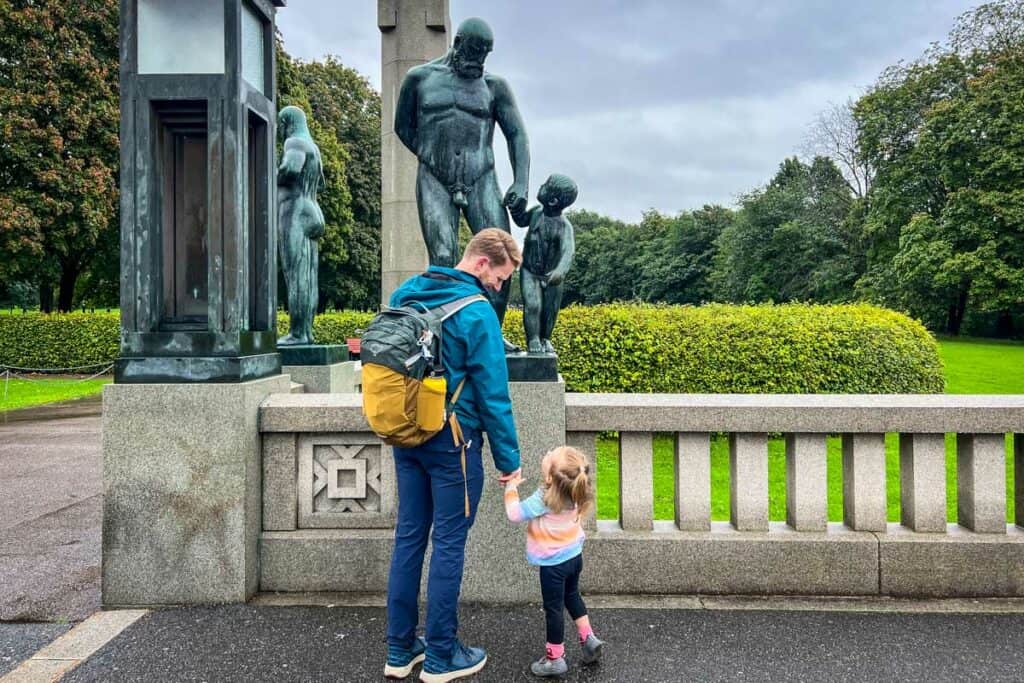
[1,609,148,682]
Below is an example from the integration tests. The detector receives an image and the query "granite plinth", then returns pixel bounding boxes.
[505,352,558,382]
[102,374,291,606]
[278,345,348,366]
[114,353,281,384]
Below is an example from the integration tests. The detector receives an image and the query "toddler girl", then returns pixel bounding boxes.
[505,446,605,677]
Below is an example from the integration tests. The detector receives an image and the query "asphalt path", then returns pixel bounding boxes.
[60,603,1024,682]
[0,396,102,622]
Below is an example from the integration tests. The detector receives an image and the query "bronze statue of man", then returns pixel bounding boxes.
[277,105,325,346]
[395,17,530,337]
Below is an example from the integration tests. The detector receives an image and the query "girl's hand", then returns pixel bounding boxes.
[505,473,524,489]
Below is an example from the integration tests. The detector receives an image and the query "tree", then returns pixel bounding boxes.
[712,157,856,304]
[637,206,731,305]
[802,99,874,199]
[0,0,119,311]
[854,0,1024,333]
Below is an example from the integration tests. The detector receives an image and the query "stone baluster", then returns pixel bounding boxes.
[1016,434,1023,529]
[566,431,598,531]
[619,432,654,531]
[785,433,828,531]
[956,433,1007,533]
[841,433,887,531]
[729,433,768,531]
[899,433,948,532]
[675,433,711,531]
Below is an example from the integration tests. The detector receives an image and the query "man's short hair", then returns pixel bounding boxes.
[465,228,522,268]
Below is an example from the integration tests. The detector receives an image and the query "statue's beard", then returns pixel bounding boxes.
[452,53,483,78]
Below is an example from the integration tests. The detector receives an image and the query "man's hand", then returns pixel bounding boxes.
[503,184,527,214]
[498,468,522,486]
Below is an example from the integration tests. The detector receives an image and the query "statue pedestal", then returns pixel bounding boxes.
[505,352,559,382]
[102,375,291,607]
[280,345,358,393]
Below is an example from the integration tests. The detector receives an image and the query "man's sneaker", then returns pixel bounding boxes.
[419,641,487,683]
[385,636,427,679]
[580,634,604,665]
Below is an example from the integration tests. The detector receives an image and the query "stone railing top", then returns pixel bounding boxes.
[260,391,1024,435]
[565,393,1024,434]
[261,392,367,432]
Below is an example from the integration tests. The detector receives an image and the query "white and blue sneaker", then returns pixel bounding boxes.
[419,640,487,682]
[385,636,427,679]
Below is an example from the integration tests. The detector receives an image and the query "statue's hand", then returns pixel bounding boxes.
[503,184,527,214]
[304,222,325,240]
[546,271,564,286]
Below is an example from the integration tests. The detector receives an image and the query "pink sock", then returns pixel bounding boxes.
[575,615,594,642]
[545,642,565,660]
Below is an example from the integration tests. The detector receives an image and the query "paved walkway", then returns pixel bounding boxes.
[2,599,1023,682]
[0,397,102,623]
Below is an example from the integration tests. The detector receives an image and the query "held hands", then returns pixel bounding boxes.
[503,184,528,214]
[498,468,523,488]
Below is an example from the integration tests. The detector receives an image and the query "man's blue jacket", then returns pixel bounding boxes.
[388,265,521,473]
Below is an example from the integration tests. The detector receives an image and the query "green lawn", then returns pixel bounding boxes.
[0,376,111,413]
[596,337,1024,523]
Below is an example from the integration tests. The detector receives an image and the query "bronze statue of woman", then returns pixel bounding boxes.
[277,105,325,346]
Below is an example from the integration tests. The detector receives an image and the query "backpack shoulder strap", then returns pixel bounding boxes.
[432,294,488,323]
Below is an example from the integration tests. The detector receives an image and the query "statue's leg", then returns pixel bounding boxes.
[540,282,564,353]
[465,172,512,322]
[304,239,318,344]
[278,209,305,345]
[521,269,544,353]
[416,164,459,267]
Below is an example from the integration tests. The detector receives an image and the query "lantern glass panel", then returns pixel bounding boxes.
[138,0,225,74]
[241,3,267,93]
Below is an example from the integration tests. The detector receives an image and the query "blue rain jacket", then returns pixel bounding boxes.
[388,265,521,473]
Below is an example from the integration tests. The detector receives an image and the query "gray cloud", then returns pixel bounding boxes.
[276,0,978,221]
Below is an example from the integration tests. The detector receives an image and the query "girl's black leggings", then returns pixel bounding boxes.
[538,554,587,644]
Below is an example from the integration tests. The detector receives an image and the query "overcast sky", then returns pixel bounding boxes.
[277,0,978,223]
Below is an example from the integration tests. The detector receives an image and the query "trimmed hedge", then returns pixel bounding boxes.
[501,303,945,394]
[1,303,944,393]
[0,311,120,370]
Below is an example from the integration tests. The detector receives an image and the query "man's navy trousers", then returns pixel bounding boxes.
[386,422,484,657]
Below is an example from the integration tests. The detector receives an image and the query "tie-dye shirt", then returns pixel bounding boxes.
[504,485,585,566]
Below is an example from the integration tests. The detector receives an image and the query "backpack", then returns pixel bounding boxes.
[360,292,487,448]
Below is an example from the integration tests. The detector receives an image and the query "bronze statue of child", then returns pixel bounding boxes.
[510,174,578,354]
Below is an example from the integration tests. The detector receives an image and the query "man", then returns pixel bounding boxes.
[394,17,529,347]
[384,229,523,682]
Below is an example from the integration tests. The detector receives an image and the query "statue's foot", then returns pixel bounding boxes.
[503,337,522,353]
[527,338,544,354]
[277,334,301,346]
[541,339,555,354]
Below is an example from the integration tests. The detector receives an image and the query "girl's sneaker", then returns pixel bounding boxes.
[530,655,568,678]
[580,634,604,665]
[385,636,427,678]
